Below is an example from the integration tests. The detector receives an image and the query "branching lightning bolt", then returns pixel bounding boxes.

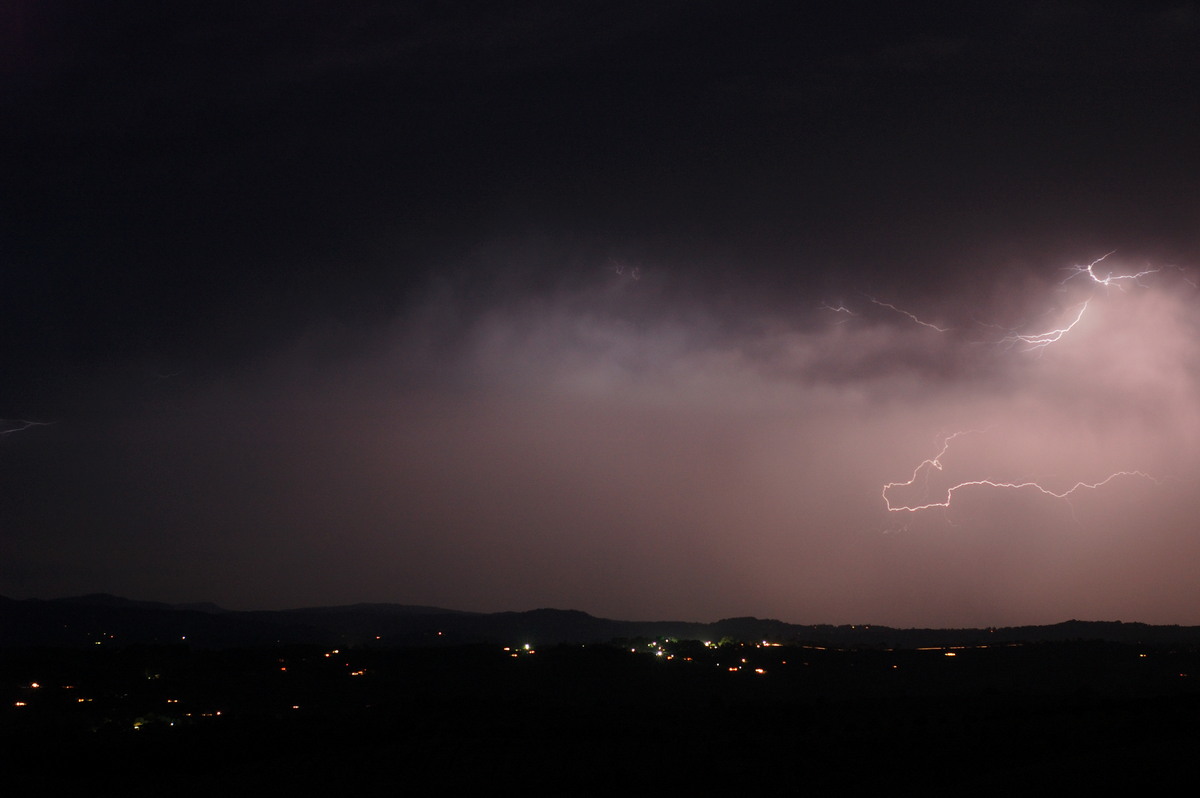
[882,432,1158,517]
[822,255,1163,348]
[1,419,52,435]
[813,255,1180,527]
[1063,251,1158,289]
[995,254,1170,352]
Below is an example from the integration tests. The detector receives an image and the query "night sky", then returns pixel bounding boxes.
[5,2,1200,626]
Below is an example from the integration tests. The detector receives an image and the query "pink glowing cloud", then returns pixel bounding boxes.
[7,252,1199,627]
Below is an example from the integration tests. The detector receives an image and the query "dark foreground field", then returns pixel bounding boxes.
[5,639,1199,793]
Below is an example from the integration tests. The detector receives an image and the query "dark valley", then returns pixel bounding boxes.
[4,595,1199,792]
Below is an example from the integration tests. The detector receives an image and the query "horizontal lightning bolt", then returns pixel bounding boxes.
[884,471,1157,513]
[1,419,52,435]
[882,432,1157,514]
[1063,251,1158,289]
[867,297,950,332]
[819,302,856,316]
[822,256,1169,351]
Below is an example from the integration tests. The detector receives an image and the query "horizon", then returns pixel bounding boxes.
[5,4,1200,628]
[6,591,1191,631]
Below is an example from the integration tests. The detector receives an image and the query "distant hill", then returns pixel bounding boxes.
[3,594,1200,649]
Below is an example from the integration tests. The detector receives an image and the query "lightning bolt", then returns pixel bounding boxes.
[822,255,1171,353]
[1,419,52,435]
[1001,301,1089,351]
[866,297,951,332]
[1063,251,1158,289]
[819,302,856,316]
[882,431,1157,516]
[867,254,1181,526]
